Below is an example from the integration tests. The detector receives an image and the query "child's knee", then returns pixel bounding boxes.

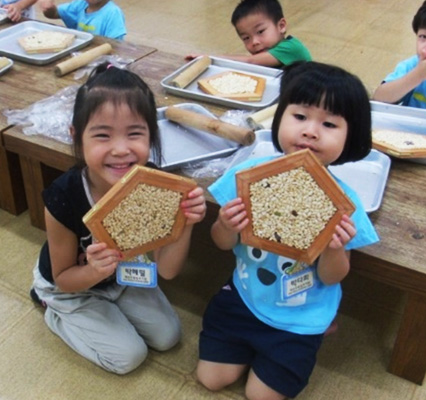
[150,325,181,351]
[196,370,227,392]
[101,342,148,375]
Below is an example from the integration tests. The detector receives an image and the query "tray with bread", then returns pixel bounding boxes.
[236,149,355,264]
[83,165,197,260]
[0,21,93,65]
[371,100,426,164]
[161,56,280,110]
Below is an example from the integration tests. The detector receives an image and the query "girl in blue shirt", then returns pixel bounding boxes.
[196,61,379,399]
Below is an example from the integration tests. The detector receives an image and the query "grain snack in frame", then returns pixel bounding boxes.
[372,128,426,158]
[83,165,197,260]
[198,70,266,101]
[236,149,355,264]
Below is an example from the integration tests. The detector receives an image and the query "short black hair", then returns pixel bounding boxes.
[231,0,284,26]
[412,1,426,33]
[72,63,161,168]
[271,61,372,165]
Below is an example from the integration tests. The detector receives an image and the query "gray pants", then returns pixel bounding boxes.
[32,264,181,374]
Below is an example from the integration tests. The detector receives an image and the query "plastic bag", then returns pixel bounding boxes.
[219,109,253,129]
[3,85,78,144]
[182,150,242,179]
[181,109,254,179]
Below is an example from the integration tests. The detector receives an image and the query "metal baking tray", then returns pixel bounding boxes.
[227,130,391,213]
[151,103,240,170]
[371,100,426,164]
[0,57,13,75]
[161,56,281,110]
[0,21,93,65]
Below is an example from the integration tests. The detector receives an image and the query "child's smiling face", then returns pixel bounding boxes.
[277,102,348,166]
[235,13,286,55]
[78,101,151,199]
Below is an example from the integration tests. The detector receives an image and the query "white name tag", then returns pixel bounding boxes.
[282,269,314,298]
[116,255,157,288]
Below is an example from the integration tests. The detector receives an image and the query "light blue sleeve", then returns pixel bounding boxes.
[57,0,83,29]
[384,55,419,82]
[100,3,126,40]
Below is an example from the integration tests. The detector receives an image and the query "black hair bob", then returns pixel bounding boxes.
[271,61,372,165]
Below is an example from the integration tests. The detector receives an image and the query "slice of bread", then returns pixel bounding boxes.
[198,71,266,102]
[18,31,76,54]
[372,128,426,158]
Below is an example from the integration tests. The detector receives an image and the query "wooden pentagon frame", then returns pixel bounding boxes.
[198,71,266,102]
[372,130,426,158]
[83,165,197,260]
[236,149,355,264]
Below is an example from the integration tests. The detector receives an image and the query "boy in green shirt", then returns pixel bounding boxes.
[186,0,311,67]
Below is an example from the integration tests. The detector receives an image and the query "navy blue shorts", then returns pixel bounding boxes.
[199,280,323,398]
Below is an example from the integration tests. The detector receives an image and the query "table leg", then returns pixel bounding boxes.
[388,292,426,384]
[19,155,46,230]
[0,145,27,215]
[18,156,63,230]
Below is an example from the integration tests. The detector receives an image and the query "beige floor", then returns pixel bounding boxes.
[1,0,425,399]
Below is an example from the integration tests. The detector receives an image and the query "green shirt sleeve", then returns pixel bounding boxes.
[268,36,312,66]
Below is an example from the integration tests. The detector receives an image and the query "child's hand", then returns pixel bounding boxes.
[328,214,356,249]
[181,186,206,225]
[218,198,249,233]
[86,242,121,279]
[3,4,22,21]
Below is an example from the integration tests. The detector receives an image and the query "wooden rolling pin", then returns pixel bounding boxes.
[246,103,278,129]
[165,106,255,146]
[170,56,211,88]
[54,43,113,77]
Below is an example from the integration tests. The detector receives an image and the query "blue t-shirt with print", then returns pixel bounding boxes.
[58,0,126,40]
[208,155,379,335]
[384,55,426,108]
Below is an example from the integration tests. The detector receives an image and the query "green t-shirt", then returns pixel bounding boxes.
[268,35,312,66]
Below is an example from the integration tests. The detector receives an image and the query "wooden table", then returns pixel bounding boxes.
[350,159,426,384]
[0,21,156,215]
[2,49,426,385]
[1,50,227,228]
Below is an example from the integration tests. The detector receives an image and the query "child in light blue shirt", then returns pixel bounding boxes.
[372,1,426,108]
[39,0,126,40]
[196,61,379,399]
